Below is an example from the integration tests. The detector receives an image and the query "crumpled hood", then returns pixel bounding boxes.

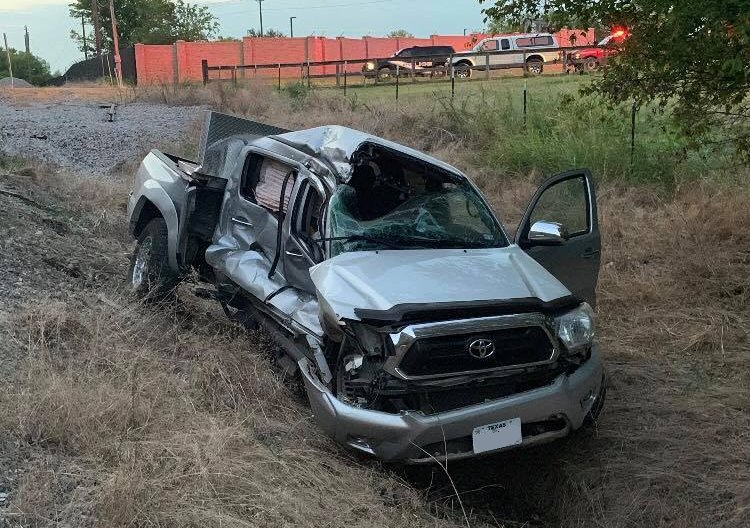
[309,246,572,321]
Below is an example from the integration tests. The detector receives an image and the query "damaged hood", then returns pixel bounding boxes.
[310,246,572,321]
[275,125,462,182]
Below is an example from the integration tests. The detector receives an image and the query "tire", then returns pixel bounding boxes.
[526,58,544,75]
[127,217,180,300]
[455,62,472,79]
[377,67,392,80]
[584,57,600,72]
[583,376,607,426]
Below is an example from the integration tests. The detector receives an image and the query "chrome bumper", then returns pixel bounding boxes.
[299,346,605,463]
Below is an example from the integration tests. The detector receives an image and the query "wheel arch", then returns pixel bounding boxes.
[129,185,180,272]
[526,54,544,63]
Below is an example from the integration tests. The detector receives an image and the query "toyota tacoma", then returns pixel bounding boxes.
[126,111,606,463]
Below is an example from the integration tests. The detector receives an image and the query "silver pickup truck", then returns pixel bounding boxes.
[126,111,606,463]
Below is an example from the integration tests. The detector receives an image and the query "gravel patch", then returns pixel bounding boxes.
[0,100,204,176]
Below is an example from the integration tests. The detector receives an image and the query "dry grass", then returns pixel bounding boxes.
[1,81,748,527]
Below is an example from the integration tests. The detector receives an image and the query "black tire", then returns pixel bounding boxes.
[377,67,392,80]
[583,376,607,426]
[455,62,472,79]
[584,57,600,72]
[127,217,180,300]
[526,58,544,75]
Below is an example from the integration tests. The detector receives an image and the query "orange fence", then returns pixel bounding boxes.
[135,29,594,85]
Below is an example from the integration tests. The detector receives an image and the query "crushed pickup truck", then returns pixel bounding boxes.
[126,111,606,463]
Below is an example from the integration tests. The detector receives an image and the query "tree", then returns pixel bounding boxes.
[246,29,286,38]
[0,49,55,85]
[387,29,414,38]
[69,0,218,54]
[480,0,750,157]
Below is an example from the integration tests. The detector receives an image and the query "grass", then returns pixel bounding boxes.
[1,77,748,527]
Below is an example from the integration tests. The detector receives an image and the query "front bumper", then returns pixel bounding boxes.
[299,346,605,463]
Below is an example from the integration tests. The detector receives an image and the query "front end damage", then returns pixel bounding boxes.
[298,342,605,463]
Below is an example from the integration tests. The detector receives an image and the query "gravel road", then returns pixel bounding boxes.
[0,99,204,176]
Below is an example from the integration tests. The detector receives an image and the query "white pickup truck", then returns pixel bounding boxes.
[451,33,560,77]
[126,111,606,463]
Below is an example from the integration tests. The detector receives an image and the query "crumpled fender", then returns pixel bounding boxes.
[129,180,181,271]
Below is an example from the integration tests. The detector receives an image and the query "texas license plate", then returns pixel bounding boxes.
[472,418,522,454]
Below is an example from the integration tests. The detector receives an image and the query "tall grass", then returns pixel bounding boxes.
[137,77,739,188]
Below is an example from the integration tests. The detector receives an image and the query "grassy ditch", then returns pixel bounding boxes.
[0,77,748,527]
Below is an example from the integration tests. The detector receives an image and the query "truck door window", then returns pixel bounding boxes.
[240,154,296,214]
[500,38,510,50]
[529,176,589,236]
[293,181,325,260]
[480,40,498,51]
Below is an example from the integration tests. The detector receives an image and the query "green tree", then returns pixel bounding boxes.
[0,49,55,85]
[387,29,414,38]
[480,0,750,157]
[246,28,286,38]
[69,0,218,54]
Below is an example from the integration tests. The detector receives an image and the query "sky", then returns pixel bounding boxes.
[0,0,489,73]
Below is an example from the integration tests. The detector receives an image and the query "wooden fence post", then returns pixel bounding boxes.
[201,59,208,85]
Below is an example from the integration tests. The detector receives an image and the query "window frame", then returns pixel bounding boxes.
[239,151,299,216]
[528,174,591,239]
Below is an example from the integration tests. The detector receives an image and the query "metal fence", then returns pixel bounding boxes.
[201,45,612,92]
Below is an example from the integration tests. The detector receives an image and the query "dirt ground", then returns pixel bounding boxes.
[0,86,748,528]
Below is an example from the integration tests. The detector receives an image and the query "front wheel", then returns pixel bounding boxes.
[128,217,180,300]
[454,63,472,79]
[526,59,544,75]
[377,67,392,80]
[584,57,600,72]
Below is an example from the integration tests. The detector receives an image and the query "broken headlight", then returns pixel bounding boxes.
[554,302,595,353]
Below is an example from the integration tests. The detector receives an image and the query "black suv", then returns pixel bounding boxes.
[362,45,456,79]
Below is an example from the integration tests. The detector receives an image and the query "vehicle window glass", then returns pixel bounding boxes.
[480,40,498,51]
[396,48,411,57]
[327,147,507,255]
[500,38,510,50]
[532,36,553,46]
[515,37,532,47]
[240,154,296,213]
[293,182,325,259]
[530,176,588,236]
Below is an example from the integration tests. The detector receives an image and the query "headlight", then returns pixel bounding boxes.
[365,61,375,70]
[573,52,580,59]
[554,302,595,352]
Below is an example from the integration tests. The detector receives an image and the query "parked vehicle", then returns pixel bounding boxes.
[127,111,606,463]
[571,29,627,72]
[451,33,560,78]
[362,45,455,79]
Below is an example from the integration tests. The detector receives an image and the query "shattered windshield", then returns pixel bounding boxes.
[328,146,507,255]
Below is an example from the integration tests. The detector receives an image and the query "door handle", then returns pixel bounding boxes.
[231,217,253,228]
[285,250,303,258]
[582,247,600,259]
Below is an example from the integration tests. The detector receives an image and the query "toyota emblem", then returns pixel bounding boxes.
[468,338,495,359]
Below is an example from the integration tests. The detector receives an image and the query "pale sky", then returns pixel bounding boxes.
[0,0,488,73]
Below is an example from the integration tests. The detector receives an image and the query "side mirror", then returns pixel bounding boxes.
[528,220,569,245]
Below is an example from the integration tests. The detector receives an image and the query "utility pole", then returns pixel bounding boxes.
[24,26,30,54]
[92,0,102,57]
[290,16,296,38]
[3,33,13,88]
[109,0,122,87]
[81,15,89,59]
[256,0,264,36]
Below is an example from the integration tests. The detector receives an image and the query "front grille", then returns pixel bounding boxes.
[397,326,554,378]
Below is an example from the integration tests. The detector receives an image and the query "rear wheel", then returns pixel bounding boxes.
[128,217,180,300]
[526,58,544,75]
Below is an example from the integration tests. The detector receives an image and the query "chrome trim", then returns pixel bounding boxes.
[231,217,253,227]
[384,313,558,381]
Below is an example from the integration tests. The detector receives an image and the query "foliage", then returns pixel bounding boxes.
[0,48,55,85]
[387,29,414,38]
[69,0,218,53]
[479,0,750,158]
[246,28,287,38]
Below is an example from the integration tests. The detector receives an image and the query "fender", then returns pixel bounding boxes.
[130,181,181,272]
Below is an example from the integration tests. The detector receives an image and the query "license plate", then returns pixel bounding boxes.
[472,418,522,454]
